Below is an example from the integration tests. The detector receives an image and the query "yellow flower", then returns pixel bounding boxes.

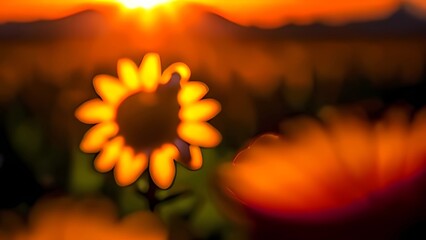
[75,53,221,189]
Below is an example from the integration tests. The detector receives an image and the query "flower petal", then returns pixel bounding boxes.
[93,74,128,105]
[161,62,191,85]
[114,148,148,186]
[375,109,409,188]
[322,111,376,193]
[75,99,114,124]
[94,136,125,172]
[178,122,222,147]
[80,122,119,153]
[118,58,141,90]
[178,81,208,106]
[188,145,203,170]
[406,109,426,175]
[139,53,161,92]
[150,144,179,189]
[179,99,221,122]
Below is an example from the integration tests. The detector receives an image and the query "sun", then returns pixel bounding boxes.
[120,0,172,9]
[75,53,221,189]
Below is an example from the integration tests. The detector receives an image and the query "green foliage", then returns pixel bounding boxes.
[69,149,104,195]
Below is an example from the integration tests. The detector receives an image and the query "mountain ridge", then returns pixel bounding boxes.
[0,6,425,41]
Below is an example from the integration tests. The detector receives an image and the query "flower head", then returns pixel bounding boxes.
[217,107,426,218]
[76,53,221,189]
[0,197,168,240]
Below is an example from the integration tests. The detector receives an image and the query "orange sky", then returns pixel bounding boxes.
[0,0,425,27]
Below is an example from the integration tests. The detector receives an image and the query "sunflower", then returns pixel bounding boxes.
[75,53,221,189]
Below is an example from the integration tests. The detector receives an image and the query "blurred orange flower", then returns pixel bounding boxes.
[75,53,221,189]
[0,197,167,240]
[217,107,426,219]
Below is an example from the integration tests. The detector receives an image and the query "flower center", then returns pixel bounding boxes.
[116,85,180,151]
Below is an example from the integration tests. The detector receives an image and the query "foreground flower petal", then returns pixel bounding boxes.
[117,211,168,240]
[375,109,409,188]
[3,197,168,240]
[406,108,426,175]
[322,110,377,193]
[217,107,426,219]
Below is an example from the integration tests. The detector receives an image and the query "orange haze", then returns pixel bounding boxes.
[0,0,425,27]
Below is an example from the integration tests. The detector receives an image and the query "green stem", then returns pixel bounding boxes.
[136,176,193,212]
[144,177,160,212]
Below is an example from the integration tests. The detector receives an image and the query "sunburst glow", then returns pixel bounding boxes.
[120,0,172,9]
